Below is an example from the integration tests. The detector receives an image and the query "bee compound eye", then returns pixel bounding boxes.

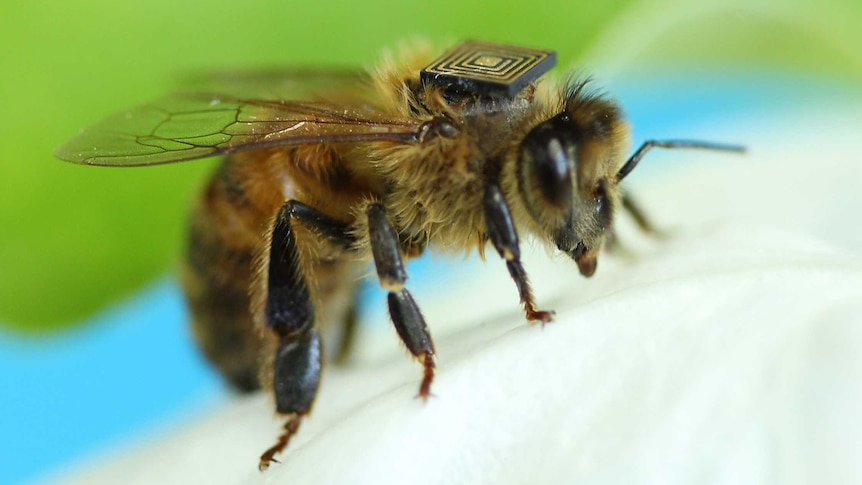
[523,127,574,210]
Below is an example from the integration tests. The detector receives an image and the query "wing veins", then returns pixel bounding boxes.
[57,92,423,166]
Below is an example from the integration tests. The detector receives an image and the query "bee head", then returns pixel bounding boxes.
[517,93,627,277]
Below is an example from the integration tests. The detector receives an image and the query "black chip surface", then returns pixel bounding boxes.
[420,41,557,98]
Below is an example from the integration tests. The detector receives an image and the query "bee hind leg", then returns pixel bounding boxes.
[483,183,554,324]
[259,200,354,471]
[366,203,437,400]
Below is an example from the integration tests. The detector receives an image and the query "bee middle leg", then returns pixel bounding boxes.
[366,203,436,400]
[331,301,358,364]
[484,183,553,323]
[259,200,354,470]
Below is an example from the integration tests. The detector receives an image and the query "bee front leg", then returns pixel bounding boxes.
[484,183,554,324]
[259,200,353,471]
[606,190,665,257]
[366,203,437,400]
[620,190,660,235]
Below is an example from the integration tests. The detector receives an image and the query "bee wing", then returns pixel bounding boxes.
[186,68,374,103]
[56,93,423,167]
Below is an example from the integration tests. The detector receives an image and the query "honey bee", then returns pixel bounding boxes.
[56,41,744,469]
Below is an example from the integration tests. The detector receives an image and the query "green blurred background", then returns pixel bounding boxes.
[2,0,861,332]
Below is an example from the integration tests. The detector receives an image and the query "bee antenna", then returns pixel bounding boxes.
[617,140,746,181]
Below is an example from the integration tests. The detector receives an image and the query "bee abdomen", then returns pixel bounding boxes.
[183,216,262,391]
[180,160,276,392]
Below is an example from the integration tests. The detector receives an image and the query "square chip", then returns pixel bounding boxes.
[421,41,557,98]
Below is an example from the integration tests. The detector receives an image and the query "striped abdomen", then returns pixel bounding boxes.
[181,147,376,392]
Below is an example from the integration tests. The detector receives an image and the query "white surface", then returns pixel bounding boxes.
[49,106,862,485]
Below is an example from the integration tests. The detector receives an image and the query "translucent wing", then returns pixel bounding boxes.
[185,68,373,103]
[56,93,422,167]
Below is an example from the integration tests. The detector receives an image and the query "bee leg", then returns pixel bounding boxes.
[604,227,624,254]
[484,183,554,324]
[259,412,302,470]
[366,203,437,400]
[284,200,358,363]
[259,200,351,470]
[620,191,659,235]
[332,300,357,365]
[285,200,356,248]
[604,227,638,261]
[258,328,320,471]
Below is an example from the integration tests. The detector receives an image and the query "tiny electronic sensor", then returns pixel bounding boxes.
[420,41,557,97]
